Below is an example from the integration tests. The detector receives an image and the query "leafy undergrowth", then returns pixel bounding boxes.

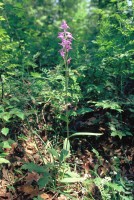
[0,110,133,200]
[0,1,134,199]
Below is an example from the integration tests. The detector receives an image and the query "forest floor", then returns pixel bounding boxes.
[0,110,133,200]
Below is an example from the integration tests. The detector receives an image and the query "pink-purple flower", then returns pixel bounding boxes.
[67,58,72,64]
[60,20,70,30]
[58,20,73,63]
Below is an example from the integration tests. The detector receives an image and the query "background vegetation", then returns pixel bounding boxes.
[0,0,133,199]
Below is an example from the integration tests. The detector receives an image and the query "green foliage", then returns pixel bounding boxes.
[1,127,9,136]
[92,100,123,112]
[0,0,133,139]
[22,162,48,173]
[76,107,93,115]
[38,173,51,189]
[0,0,133,198]
[109,122,132,139]
[0,157,10,164]
[22,162,52,188]
[60,174,85,183]
[84,148,133,200]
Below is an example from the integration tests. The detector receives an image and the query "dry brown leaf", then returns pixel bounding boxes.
[0,179,8,187]
[0,189,13,199]
[25,148,35,155]
[25,172,40,184]
[24,139,37,155]
[0,187,7,196]
[33,154,40,162]
[18,184,39,197]
[58,194,67,200]
[88,183,96,195]
[87,117,96,125]
[11,142,18,150]
[40,193,51,200]
[97,166,108,177]
[99,127,105,131]
[2,167,15,183]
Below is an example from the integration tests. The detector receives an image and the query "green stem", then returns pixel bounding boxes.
[64,55,69,141]
[1,75,4,101]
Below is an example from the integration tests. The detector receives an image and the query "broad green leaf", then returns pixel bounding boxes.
[0,16,5,21]
[0,152,9,157]
[60,177,86,183]
[1,127,9,136]
[0,2,4,7]
[63,138,70,151]
[0,141,11,149]
[38,172,50,189]
[0,112,11,121]
[111,131,123,139]
[10,109,25,120]
[59,149,69,162]
[48,148,59,159]
[69,132,103,138]
[57,114,68,122]
[10,97,20,102]
[92,148,100,157]
[77,107,93,115]
[0,105,4,112]
[65,171,80,178]
[18,134,28,141]
[93,101,123,112]
[0,158,10,164]
[107,182,125,192]
[120,196,133,200]
[16,112,25,120]
[22,162,47,173]
[31,72,42,78]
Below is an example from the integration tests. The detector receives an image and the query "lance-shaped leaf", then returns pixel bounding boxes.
[69,132,103,138]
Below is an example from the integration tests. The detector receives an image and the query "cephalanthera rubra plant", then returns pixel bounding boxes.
[58,21,102,147]
[58,20,74,140]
